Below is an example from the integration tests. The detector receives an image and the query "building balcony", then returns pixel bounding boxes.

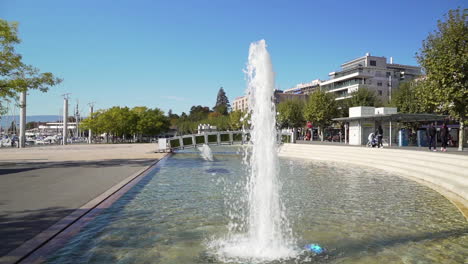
[326,84,364,100]
[323,81,365,92]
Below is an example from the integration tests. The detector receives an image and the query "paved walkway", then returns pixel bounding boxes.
[0,144,166,258]
[296,140,468,155]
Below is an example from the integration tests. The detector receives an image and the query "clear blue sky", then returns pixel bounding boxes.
[1,0,465,116]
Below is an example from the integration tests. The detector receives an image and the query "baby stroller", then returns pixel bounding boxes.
[367,132,378,147]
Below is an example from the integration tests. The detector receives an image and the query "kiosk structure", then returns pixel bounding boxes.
[334,106,446,146]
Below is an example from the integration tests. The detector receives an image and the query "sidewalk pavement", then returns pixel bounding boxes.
[0,144,166,257]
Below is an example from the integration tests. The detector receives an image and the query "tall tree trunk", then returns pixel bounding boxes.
[319,126,323,142]
[459,119,464,151]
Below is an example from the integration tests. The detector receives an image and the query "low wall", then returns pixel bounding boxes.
[279,143,468,219]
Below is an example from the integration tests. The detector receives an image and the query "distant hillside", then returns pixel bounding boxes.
[0,115,63,128]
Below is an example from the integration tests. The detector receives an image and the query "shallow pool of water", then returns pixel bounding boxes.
[47,146,468,264]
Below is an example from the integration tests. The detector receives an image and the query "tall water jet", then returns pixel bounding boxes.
[211,40,297,263]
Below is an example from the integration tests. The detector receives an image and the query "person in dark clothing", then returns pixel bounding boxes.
[426,123,437,151]
[440,122,449,152]
[376,125,383,148]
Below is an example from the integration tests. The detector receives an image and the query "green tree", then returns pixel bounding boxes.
[175,120,197,135]
[108,106,138,140]
[167,109,179,119]
[135,107,170,136]
[303,90,338,141]
[416,8,468,150]
[0,19,62,113]
[335,87,380,118]
[348,86,380,107]
[213,87,230,115]
[229,110,245,130]
[277,99,305,129]
[189,105,211,121]
[388,80,432,135]
[80,111,103,135]
[390,81,432,114]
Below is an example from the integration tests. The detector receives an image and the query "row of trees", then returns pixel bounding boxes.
[168,87,249,134]
[277,86,381,141]
[80,106,170,142]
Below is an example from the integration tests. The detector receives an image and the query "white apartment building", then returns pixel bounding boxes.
[284,79,321,95]
[320,53,421,102]
[232,96,249,112]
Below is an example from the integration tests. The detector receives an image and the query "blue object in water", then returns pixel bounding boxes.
[305,243,325,254]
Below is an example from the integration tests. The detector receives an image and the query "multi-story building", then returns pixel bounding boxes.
[232,96,249,112]
[234,53,420,109]
[232,90,307,112]
[320,53,421,102]
[283,79,321,95]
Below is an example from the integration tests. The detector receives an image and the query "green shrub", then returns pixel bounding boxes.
[170,138,180,148]
[195,135,205,144]
[233,133,242,141]
[182,137,193,145]
[208,134,217,143]
[220,134,230,142]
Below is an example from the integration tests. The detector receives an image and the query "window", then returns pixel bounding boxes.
[370,60,377,66]
[378,90,383,96]
[386,72,391,77]
[377,82,382,86]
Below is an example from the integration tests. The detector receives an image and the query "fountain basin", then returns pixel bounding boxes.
[45,147,468,264]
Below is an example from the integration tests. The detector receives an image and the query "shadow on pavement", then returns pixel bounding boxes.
[0,207,75,256]
[0,158,161,259]
[0,159,154,176]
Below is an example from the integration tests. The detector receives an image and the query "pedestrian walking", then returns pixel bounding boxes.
[426,123,437,151]
[376,125,383,148]
[440,122,449,152]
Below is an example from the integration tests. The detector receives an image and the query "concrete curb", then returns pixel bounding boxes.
[0,154,168,264]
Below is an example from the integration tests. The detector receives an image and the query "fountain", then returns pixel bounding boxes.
[44,40,468,264]
[211,40,298,263]
[198,144,214,161]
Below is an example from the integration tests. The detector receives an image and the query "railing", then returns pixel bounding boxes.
[164,130,293,150]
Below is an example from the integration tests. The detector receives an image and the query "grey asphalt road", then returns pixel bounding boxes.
[0,159,155,257]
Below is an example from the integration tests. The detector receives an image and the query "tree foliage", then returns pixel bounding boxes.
[0,19,62,113]
[391,81,433,113]
[303,90,338,140]
[80,106,170,142]
[416,8,467,119]
[136,107,170,136]
[172,109,248,135]
[416,8,467,149]
[229,110,249,131]
[277,99,305,128]
[188,105,211,121]
[347,86,380,108]
[214,87,230,115]
[337,87,380,117]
